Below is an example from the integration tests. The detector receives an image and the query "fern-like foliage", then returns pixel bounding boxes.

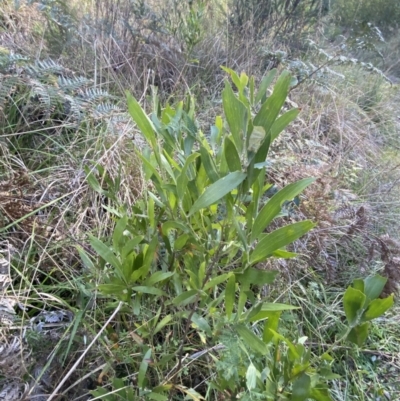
[0,50,126,133]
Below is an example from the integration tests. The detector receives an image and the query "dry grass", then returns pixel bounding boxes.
[1,0,400,399]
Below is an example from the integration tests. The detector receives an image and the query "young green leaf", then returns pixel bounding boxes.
[89,235,123,278]
[246,363,259,391]
[224,136,242,172]
[270,108,300,141]
[343,287,366,326]
[222,81,248,154]
[250,221,315,264]
[236,324,268,355]
[255,69,277,104]
[363,275,387,301]
[361,295,394,321]
[253,71,291,135]
[127,92,157,149]
[189,171,247,216]
[138,348,152,388]
[251,178,315,241]
[235,267,278,287]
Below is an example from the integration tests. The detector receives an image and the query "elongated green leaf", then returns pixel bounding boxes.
[221,66,242,91]
[261,302,299,312]
[250,221,315,264]
[77,246,95,270]
[189,171,246,216]
[138,348,152,388]
[363,275,387,301]
[154,315,173,334]
[246,363,258,391]
[251,178,315,241]
[270,108,300,141]
[236,324,268,355]
[236,267,278,287]
[203,273,231,291]
[362,295,394,321]
[89,235,123,276]
[255,69,277,104]
[222,81,248,154]
[121,236,143,259]
[127,92,157,148]
[224,137,242,172]
[343,287,366,325]
[132,286,167,296]
[225,274,236,319]
[254,71,291,135]
[200,146,220,182]
[171,289,198,306]
[263,311,281,343]
[113,216,127,252]
[144,271,175,286]
[177,153,200,201]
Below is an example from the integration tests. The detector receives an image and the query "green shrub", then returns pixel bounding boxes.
[84,68,393,400]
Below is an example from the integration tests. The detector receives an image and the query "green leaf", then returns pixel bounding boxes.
[191,313,211,335]
[132,286,167,296]
[154,315,173,334]
[362,295,394,321]
[84,165,103,194]
[113,216,128,252]
[250,221,315,264]
[222,81,248,154]
[189,171,247,215]
[236,324,268,355]
[254,71,291,135]
[138,348,152,388]
[248,126,266,154]
[127,92,157,149]
[262,311,281,343]
[177,153,200,201]
[270,108,300,141]
[225,274,236,319]
[89,236,123,278]
[147,392,168,401]
[224,136,242,172]
[309,387,333,401]
[347,322,370,347]
[260,302,299,312]
[77,246,95,270]
[292,373,311,401]
[343,287,366,325]
[236,267,278,287]
[363,275,387,301]
[203,273,231,291]
[200,146,220,183]
[221,66,242,91]
[255,69,277,104]
[171,290,198,306]
[246,363,258,391]
[144,271,175,286]
[121,236,143,259]
[353,278,364,293]
[251,178,315,241]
